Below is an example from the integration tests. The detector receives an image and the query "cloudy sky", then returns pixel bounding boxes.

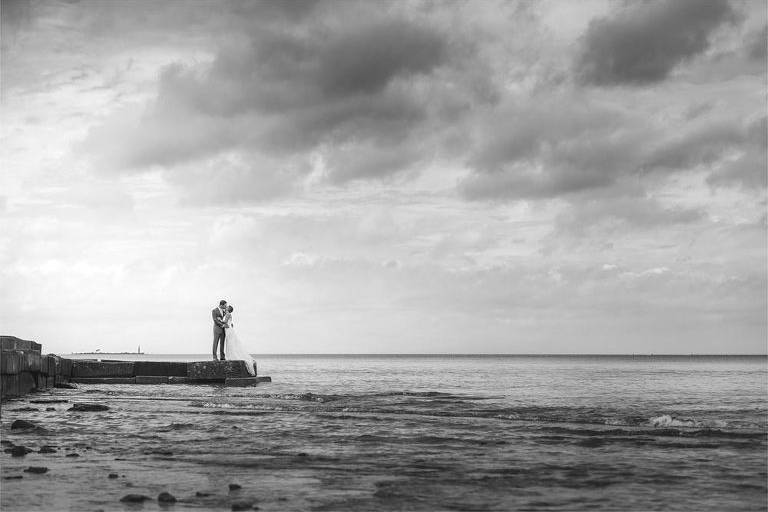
[1,0,765,355]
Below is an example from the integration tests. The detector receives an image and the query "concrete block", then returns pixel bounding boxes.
[70,377,136,384]
[225,376,272,387]
[72,360,134,378]
[19,372,36,394]
[1,351,22,375]
[0,336,32,352]
[135,376,169,385]
[187,360,251,381]
[1,374,20,398]
[134,361,188,377]
[30,341,42,352]
[168,376,190,384]
[56,357,73,377]
[22,352,42,373]
[42,355,56,375]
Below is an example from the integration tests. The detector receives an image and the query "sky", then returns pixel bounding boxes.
[0,0,766,355]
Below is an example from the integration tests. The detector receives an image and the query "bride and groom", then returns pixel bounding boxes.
[212,299,256,376]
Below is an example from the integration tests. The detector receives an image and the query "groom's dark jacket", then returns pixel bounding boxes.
[212,307,227,333]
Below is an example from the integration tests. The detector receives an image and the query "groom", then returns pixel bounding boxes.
[212,299,227,361]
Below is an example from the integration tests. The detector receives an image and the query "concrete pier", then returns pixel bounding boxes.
[1,336,65,399]
[0,336,270,401]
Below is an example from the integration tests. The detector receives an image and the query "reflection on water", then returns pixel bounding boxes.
[2,355,766,510]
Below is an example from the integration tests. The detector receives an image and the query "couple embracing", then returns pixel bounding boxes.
[212,299,256,376]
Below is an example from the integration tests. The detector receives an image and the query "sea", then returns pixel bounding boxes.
[1,354,766,511]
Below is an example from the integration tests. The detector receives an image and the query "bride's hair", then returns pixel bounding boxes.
[227,305,234,312]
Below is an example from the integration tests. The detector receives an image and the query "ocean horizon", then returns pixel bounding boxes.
[64,352,768,358]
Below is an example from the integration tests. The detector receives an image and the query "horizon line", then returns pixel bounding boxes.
[64,352,768,357]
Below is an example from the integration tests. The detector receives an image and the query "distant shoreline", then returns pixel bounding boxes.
[63,353,767,358]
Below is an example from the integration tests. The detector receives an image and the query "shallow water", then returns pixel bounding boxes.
[1,355,766,511]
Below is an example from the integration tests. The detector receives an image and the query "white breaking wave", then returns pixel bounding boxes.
[648,414,728,429]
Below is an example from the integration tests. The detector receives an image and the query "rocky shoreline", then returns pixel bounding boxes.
[1,338,276,511]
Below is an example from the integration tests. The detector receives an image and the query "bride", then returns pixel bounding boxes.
[223,305,256,376]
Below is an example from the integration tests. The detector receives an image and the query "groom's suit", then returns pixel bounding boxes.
[212,307,227,360]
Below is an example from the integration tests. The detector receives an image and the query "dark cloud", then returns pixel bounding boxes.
[744,25,767,61]
[461,98,650,200]
[317,20,446,96]
[576,0,736,85]
[82,8,477,186]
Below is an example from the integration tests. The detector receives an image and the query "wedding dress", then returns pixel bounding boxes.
[223,313,256,376]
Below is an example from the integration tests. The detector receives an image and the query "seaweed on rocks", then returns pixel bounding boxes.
[158,492,177,503]
[10,446,33,457]
[11,419,37,430]
[69,403,109,412]
[120,494,152,503]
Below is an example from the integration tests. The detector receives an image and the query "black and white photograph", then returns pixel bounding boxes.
[1,0,766,510]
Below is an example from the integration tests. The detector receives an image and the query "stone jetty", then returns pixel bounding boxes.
[0,335,270,400]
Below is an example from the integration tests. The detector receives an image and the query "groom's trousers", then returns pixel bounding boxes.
[212,327,226,360]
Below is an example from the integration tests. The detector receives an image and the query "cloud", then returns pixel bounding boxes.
[706,116,767,189]
[642,116,757,171]
[576,0,737,85]
[461,95,651,200]
[555,194,705,234]
[744,25,767,61]
[166,152,310,206]
[81,10,471,188]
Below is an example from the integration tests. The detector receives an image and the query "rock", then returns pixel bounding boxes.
[11,446,33,457]
[4,475,23,480]
[231,501,255,511]
[120,494,152,503]
[24,466,48,474]
[39,446,57,453]
[11,419,37,429]
[108,473,119,479]
[143,449,173,456]
[65,453,80,457]
[158,492,177,503]
[46,407,55,411]
[297,452,308,457]
[228,483,242,491]
[69,403,109,412]
[196,491,212,497]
